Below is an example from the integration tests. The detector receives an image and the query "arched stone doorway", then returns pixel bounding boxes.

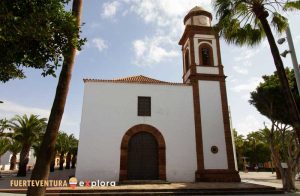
[119,124,166,181]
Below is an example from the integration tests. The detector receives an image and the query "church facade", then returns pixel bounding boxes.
[76,6,240,182]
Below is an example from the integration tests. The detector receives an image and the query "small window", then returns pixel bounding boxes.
[138,97,151,116]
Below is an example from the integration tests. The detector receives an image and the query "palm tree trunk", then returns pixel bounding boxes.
[71,154,77,168]
[27,0,83,195]
[17,145,30,177]
[50,159,55,172]
[50,152,56,172]
[59,153,64,170]
[10,153,17,170]
[65,152,71,169]
[257,12,300,142]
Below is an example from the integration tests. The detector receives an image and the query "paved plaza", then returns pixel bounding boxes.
[240,171,300,189]
[0,170,299,195]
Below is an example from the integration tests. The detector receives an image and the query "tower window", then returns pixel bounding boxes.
[202,48,210,65]
[184,49,190,73]
[199,44,213,66]
[138,96,151,116]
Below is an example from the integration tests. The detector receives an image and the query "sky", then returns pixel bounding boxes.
[1,0,300,138]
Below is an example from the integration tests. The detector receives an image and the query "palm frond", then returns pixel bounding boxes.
[213,0,292,47]
[0,137,10,155]
[9,114,47,148]
[284,1,300,10]
[9,139,22,154]
[271,12,288,33]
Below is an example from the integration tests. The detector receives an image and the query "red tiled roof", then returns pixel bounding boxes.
[83,75,188,86]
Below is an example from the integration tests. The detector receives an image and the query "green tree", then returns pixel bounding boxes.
[9,114,47,177]
[234,129,271,171]
[28,1,84,195]
[0,138,10,156]
[213,0,300,144]
[250,69,300,124]
[71,142,78,169]
[250,69,300,190]
[55,132,69,170]
[244,131,270,166]
[265,123,298,191]
[233,129,245,169]
[65,134,78,169]
[0,0,85,82]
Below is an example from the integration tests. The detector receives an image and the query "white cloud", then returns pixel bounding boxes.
[101,0,212,66]
[234,48,260,62]
[102,1,120,18]
[0,100,50,119]
[133,36,179,66]
[133,40,146,57]
[233,66,248,75]
[92,38,108,52]
[231,77,262,93]
[227,76,238,83]
[295,35,300,44]
[232,60,255,75]
[234,115,265,136]
[127,0,211,65]
[129,0,211,27]
[0,100,79,136]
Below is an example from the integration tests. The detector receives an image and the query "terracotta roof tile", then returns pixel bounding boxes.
[83,75,188,86]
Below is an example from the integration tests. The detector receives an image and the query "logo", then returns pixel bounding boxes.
[68,177,78,189]
[68,177,115,189]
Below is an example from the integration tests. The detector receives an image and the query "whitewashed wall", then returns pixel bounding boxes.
[76,82,197,182]
[0,149,36,170]
[198,81,228,169]
[0,151,11,170]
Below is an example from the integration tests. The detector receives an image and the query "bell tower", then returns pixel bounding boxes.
[179,6,240,182]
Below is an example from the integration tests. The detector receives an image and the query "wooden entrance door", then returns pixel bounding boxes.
[127,132,158,180]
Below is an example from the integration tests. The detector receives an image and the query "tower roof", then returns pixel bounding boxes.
[184,6,212,24]
[188,6,207,13]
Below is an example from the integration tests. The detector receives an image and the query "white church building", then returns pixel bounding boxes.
[76,6,241,182]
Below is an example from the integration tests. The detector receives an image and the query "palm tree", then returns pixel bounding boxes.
[213,0,300,141]
[71,147,78,169]
[65,134,77,169]
[55,132,69,170]
[9,114,47,177]
[8,139,22,170]
[0,137,10,156]
[28,0,84,194]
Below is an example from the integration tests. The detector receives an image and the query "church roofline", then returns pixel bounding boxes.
[83,75,189,86]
